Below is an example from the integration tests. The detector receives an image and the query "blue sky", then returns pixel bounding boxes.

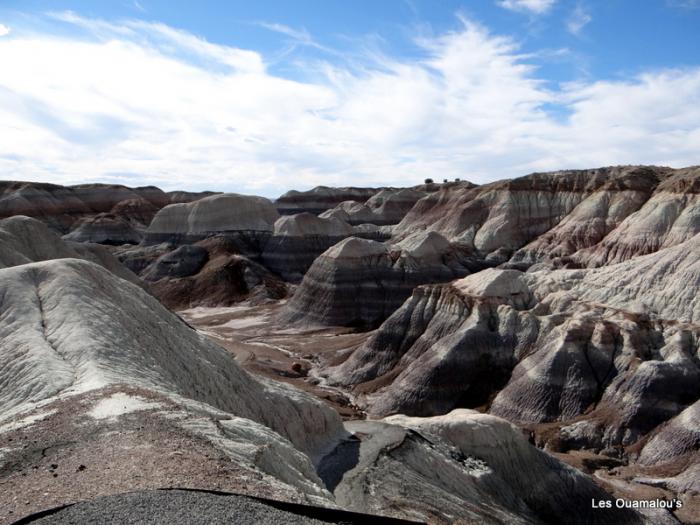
[0,1,699,196]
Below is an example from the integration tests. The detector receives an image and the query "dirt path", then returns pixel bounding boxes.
[180,302,372,419]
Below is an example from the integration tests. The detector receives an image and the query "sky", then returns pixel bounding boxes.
[0,1,699,197]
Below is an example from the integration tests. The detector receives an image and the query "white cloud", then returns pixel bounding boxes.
[496,0,556,15]
[0,13,698,196]
[567,5,592,36]
[0,24,10,37]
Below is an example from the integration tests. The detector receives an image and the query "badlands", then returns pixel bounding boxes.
[0,165,698,524]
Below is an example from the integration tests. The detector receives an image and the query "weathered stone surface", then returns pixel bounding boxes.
[142,245,209,281]
[280,233,484,328]
[275,186,382,215]
[145,237,287,309]
[0,258,342,457]
[326,270,535,416]
[0,181,212,238]
[571,167,700,267]
[0,182,162,232]
[319,188,427,226]
[330,411,645,525]
[0,258,640,525]
[639,401,700,467]
[509,166,666,266]
[62,213,142,245]
[261,213,354,281]
[144,193,279,249]
[393,167,695,268]
[109,197,160,228]
[0,215,141,286]
[327,236,699,460]
[114,242,175,275]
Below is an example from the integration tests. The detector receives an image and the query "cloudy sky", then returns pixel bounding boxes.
[1,0,699,196]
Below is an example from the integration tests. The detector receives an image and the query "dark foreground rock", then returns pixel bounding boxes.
[21,489,416,525]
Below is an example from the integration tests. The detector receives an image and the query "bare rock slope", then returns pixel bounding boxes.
[393,166,699,269]
[260,213,355,281]
[319,188,428,226]
[144,193,279,251]
[332,410,646,525]
[275,186,383,216]
[142,236,288,309]
[0,215,141,286]
[280,233,485,327]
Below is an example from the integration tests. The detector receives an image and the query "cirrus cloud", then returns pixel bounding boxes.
[496,0,556,15]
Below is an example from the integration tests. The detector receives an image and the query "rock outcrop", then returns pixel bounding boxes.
[327,410,645,525]
[144,193,279,252]
[570,167,700,267]
[0,258,342,456]
[0,181,212,241]
[328,236,699,450]
[260,213,354,281]
[62,213,142,245]
[509,166,699,268]
[0,258,348,520]
[319,188,428,226]
[639,401,700,467]
[0,215,141,286]
[326,269,534,415]
[143,237,288,309]
[391,166,699,274]
[279,232,485,327]
[275,186,382,215]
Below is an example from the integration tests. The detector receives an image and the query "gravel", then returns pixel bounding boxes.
[25,490,334,525]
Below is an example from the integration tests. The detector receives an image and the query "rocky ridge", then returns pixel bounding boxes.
[274,186,384,216]
[319,188,428,226]
[0,181,213,241]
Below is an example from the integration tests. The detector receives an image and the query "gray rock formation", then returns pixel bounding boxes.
[261,213,354,281]
[0,258,342,457]
[0,180,213,239]
[113,242,175,275]
[510,166,699,268]
[391,166,698,275]
[326,269,534,415]
[639,401,700,467]
[275,186,382,215]
[0,256,643,524]
[62,213,142,245]
[333,410,645,524]
[0,182,162,232]
[142,245,210,281]
[0,215,141,286]
[280,232,484,327]
[144,193,279,253]
[328,236,699,457]
[572,167,700,267]
[143,236,287,309]
[320,188,427,226]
